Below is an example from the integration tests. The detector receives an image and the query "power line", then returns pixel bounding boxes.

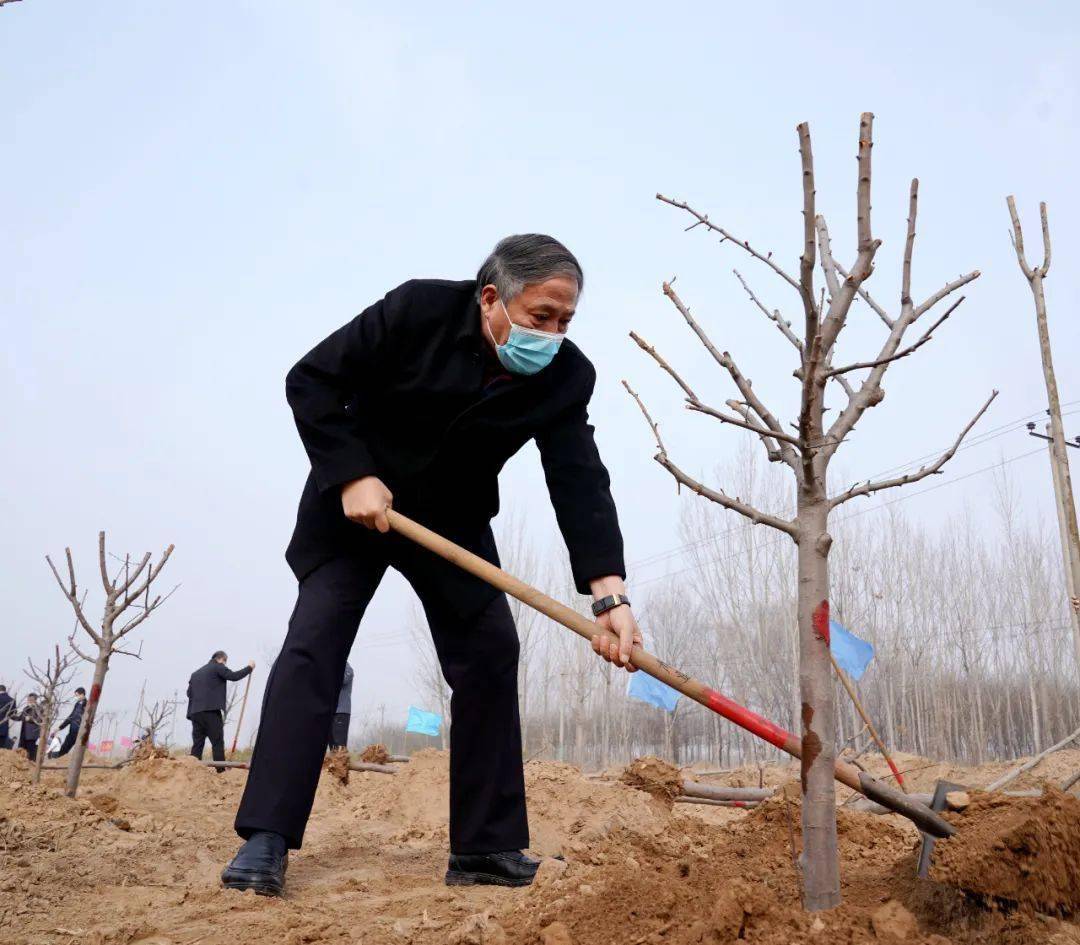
[624,404,1078,576]
[629,446,1045,591]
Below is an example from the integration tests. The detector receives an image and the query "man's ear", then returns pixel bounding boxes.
[479,284,500,310]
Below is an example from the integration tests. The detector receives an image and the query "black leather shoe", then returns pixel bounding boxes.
[445,850,540,887]
[221,831,289,897]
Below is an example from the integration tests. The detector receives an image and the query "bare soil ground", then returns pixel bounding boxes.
[1,748,1078,945]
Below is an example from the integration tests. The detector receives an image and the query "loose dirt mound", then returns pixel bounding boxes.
[323,749,350,785]
[620,755,683,805]
[360,743,391,764]
[932,787,1080,914]
[2,749,1078,944]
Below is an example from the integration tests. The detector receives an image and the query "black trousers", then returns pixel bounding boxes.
[50,725,79,758]
[328,712,350,751]
[235,553,527,853]
[190,710,225,763]
[21,736,39,760]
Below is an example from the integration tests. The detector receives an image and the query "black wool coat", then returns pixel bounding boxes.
[18,703,43,741]
[186,661,253,718]
[58,699,85,731]
[284,279,625,612]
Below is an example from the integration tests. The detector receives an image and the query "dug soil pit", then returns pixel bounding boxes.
[620,755,683,805]
[323,748,351,784]
[360,743,392,764]
[931,786,1080,914]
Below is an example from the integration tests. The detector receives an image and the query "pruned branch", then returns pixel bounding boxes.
[659,281,795,457]
[797,121,819,336]
[913,270,980,320]
[1039,201,1051,275]
[834,258,893,328]
[814,217,842,310]
[631,323,799,468]
[856,112,874,251]
[98,532,113,595]
[623,382,798,535]
[656,194,803,293]
[655,453,798,536]
[1007,195,1050,280]
[628,331,696,401]
[829,390,998,507]
[825,297,964,378]
[733,269,803,352]
[45,552,100,644]
[726,399,786,463]
[686,399,801,446]
[114,584,178,640]
[67,632,96,664]
[901,179,918,309]
[621,380,667,455]
[118,546,174,612]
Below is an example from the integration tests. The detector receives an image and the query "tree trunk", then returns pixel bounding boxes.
[66,653,108,798]
[797,500,840,910]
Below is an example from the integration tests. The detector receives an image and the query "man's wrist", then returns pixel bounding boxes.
[589,575,626,600]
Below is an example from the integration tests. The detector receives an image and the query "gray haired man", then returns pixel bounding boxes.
[224,235,640,896]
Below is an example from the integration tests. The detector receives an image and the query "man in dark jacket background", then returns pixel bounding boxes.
[17,693,43,759]
[187,652,254,767]
[223,235,641,897]
[49,686,86,758]
[0,686,14,750]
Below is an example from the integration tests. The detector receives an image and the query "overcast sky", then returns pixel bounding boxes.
[4,1,1078,746]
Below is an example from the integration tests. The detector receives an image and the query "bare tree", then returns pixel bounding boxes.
[409,605,451,750]
[222,683,243,727]
[23,645,78,784]
[137,699,174,750]
[1006,196,1080,670]
[46,531,176,797]
[626,114,995,909]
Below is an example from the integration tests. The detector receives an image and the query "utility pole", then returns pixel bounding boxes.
[1008,196,1080,672]
[1030,422,1080,667]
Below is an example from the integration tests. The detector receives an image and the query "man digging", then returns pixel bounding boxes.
[223,235,640,896]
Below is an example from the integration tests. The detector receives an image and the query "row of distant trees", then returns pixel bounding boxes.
[395,447,1075,772]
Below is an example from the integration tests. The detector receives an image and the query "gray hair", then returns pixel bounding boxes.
[476,234,583,302]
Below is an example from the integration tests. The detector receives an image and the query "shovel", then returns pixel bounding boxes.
[386,509,955,840]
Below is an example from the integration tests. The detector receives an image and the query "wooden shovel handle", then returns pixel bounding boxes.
[385,509,954,838]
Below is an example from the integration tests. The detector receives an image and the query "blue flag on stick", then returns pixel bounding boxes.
[405,706,443,736]
[829,619,875,681]
[627,670,681,712]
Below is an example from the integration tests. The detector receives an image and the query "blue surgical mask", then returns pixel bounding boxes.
[486,299,564,376]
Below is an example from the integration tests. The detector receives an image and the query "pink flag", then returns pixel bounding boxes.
[120,737,133,748]
[87,743,98,753]
[100,739,114,754]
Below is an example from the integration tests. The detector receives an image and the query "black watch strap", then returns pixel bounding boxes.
[591,593,630,617]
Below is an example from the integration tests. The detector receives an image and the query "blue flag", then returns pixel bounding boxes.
[830,619,874,681]
[627,670,680,712]
[405,706,443,736]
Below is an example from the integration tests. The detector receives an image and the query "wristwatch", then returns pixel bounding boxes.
[591,593,630,617]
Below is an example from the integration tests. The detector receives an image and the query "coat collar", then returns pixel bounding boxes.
[454,282,485,351]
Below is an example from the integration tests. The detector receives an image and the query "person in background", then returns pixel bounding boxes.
[0,686,15,756]
[0,686,15,750]
[49,686,87,758]
[186,652,254,769]
[17,693,43,759]
[327,662,353,752]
